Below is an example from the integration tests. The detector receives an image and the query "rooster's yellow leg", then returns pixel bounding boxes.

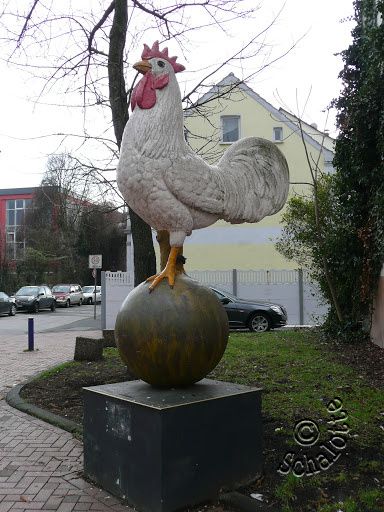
[146,246,183,291]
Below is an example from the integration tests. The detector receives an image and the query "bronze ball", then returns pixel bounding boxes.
[115,274,229,387]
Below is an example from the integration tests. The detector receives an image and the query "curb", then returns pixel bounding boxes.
[6,383,83,436]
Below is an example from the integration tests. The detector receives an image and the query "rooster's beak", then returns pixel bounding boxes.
[133,60,151,75]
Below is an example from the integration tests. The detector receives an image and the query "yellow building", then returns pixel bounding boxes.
[182,73,334,270]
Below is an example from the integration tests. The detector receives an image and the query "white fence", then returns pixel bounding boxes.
[101,271,134,329]
[101,269,328,330]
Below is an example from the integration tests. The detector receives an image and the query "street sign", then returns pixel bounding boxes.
[89,255,102,321]
[89,254,102,269]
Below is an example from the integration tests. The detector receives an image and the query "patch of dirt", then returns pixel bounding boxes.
[327,338,384,388]
[20,353,134,425]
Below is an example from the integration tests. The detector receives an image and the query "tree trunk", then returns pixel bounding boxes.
[108,0,156,285]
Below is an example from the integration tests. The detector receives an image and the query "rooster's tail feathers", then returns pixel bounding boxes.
[217,137,289,224]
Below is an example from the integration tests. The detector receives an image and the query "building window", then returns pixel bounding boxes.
[221,116,240,143]
[273,127,283,142]
[5,198,32,260]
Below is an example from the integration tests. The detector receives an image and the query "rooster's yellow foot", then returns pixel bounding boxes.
[146,246,182,292]
[146,268,177,291]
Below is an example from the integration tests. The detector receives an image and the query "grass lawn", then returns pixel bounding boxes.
[21,329,384,512]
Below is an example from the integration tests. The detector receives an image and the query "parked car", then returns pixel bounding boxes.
[82,285,102,305]
[0,291,16,316]
[210,287,287,332]
[15,285,56,313]
[51,284,84,307]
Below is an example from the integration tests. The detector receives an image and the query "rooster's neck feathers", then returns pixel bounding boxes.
[126,73,187,158]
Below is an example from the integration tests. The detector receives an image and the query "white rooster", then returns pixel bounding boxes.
[117,41,289,290]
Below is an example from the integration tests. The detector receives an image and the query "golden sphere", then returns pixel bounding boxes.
[115,274,229,387]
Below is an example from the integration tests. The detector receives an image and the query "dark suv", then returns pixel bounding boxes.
[15,285,56,313]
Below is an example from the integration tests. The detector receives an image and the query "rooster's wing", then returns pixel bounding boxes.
[163,153,225,216]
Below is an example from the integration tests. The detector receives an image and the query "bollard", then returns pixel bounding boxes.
[28,317,34,351]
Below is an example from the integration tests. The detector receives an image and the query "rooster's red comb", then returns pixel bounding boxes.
[142,41,185,73]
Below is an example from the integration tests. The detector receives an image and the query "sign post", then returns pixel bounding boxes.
[89,255,102,320]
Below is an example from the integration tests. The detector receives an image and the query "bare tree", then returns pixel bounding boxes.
[1,0,296,284]
[294,113,343,323]
[24,153,126,283]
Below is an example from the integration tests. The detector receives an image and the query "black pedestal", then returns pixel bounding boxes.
[83,379,262,512]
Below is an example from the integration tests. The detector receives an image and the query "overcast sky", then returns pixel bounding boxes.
[0,0,355,190]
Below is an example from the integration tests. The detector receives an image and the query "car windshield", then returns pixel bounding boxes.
[16,287,39,296]
[212,288,237,300]
[82,286,95,293]
[52,285,70,292]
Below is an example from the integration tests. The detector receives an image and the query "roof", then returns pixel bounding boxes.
[0,187,38,196]
[186,73,334,163]
[279,108,335,153]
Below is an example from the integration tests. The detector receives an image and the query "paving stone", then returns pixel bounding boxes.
[33,487,56,503]
[73,504,91,511]
[62,496,79,504]
[0,502,13,511]
[56,504,76,512]
[42,496,64,510]
[5,473,25,485]
[11,501,44,509]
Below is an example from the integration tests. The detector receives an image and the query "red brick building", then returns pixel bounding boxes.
[0,188,36,261]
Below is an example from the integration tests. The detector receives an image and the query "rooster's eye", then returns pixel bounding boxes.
[157,60,165,68]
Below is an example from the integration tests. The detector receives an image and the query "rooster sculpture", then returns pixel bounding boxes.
[117,41,289,290]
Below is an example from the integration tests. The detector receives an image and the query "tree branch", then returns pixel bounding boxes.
[16,0,40,48]
[87,1,115,55]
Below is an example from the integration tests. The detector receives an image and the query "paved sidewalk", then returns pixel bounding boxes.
[0,330,131,511]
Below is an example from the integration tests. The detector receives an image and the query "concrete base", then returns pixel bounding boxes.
[83,379,262,512]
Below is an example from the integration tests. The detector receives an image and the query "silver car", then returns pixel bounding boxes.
[82,285,101,305]
[51,284,84,307]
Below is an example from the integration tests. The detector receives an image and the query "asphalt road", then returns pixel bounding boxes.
[0,303,101,335]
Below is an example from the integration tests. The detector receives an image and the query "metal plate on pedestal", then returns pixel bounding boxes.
[84,378,262,409]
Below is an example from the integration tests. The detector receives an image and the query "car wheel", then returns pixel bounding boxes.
[33,302,39,314]
[65,299,70,308]
[78,299,82,306]
[50,301,56,312]
[87,297,92,305]
[9,304,16,316]
[248,313,271,333]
